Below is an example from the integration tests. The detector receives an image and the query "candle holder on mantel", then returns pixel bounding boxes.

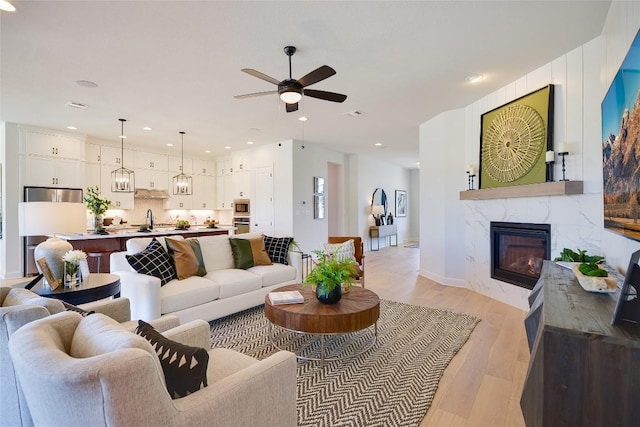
[545,150,555,182]
[466,169,476,190]
[558,151,569,181]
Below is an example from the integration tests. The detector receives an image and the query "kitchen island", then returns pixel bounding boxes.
[57,226,233,273]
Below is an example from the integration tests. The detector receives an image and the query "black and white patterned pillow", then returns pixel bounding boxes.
[263,235,293,265]
[126,238,176,286]
[135,320,209,399]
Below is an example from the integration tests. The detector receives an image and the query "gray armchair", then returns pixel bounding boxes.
[0,287,179,427]
[9,312,297,427]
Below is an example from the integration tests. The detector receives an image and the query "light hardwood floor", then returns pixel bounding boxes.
[363,244,529,426]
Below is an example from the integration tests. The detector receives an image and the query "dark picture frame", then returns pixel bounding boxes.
[612,249,640,325]
[395,190,407,217]
[602,29,640,242]
[479,85,554,189]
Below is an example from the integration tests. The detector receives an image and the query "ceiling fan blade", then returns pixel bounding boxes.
[285,102,299,113]
[241,69,280,85]
[297,65,336,87]
[304,89,347,103]
[234,90,278,99]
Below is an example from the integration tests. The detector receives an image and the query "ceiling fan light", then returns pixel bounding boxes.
[0,0,16,12]
[280,90,302,104]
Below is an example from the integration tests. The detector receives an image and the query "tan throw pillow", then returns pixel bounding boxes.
[165,238,199,280]
[249,237,272,266]
[229,237,273,269]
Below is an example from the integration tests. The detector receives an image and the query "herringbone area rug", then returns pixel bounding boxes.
[209,300,479,427]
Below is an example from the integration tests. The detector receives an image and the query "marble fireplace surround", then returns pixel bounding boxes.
[463,182,602,311]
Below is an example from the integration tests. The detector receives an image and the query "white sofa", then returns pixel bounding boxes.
[111,233,301,323]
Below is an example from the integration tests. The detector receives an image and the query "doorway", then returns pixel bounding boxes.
[327,162,342,236]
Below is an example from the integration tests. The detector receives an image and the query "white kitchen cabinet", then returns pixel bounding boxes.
[232,151,252,172]
[100,145,135,167]
[233,170,251,199]
[135,151,168,171]
[24,130,83,159]
[85,163,101,191]
[165,194,192,210]
[24,156,82,188]
[193,159,215,176]
[136,169,168,190]
[99,167,134,209]
[192,175,215,210]
[216,156,232,176]
[85,143,102,164]
[169,155,193,174]
[216,174,233,209]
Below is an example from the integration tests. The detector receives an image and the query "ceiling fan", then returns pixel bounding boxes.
[234,46,347,113]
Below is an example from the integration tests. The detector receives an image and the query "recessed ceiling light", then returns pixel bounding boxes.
[120,136,127,139]
[465,74,484,83]
[166,143,173,147]
[0,1,16,12]
[416,162,420,166]
[298,116,308,122]
[247,141,254,145]
[205,150,211,153]
[66,126,77,130]
[374,142,382,147]
[76,80,98,89]
[224,146,231,150]
[143,127,152,131]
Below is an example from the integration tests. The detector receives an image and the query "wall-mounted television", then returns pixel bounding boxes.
[611,249,640,325]
[602,29,640,242]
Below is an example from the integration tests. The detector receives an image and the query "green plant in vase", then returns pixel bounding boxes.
[84,186,112,234]
[303,246,358,304]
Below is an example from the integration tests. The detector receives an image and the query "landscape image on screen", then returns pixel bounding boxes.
[602,30,640,241]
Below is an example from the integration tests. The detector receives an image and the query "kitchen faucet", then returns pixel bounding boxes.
[146,209,154,230]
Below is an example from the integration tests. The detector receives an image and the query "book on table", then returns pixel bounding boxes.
[268,290,304,305]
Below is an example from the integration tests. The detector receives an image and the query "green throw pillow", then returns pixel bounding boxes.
[228,237,272,270]
[187,238,207,277]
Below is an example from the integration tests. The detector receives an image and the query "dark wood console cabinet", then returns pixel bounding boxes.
[521,261,640,426]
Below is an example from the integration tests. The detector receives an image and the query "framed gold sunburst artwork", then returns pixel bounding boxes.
[479,85,554,189]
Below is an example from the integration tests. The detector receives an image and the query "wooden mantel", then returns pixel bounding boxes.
[459,181,583,200]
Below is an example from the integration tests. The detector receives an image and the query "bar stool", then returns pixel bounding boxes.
[87,251,113,273]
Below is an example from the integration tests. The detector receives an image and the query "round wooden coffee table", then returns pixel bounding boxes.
[265,284,380,365]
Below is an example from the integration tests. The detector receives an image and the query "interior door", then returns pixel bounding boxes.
[252,165,274,235]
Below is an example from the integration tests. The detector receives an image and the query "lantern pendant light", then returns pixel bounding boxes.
[111,118,135,192]
[173,131,192,195]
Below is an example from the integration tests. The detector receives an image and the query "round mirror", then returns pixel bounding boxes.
[371,188,388,216]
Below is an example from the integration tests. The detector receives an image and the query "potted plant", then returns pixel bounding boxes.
[303,246,359,304]
[84,186,112,234]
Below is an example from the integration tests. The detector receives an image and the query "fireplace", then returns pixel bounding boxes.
[490,222,550,290]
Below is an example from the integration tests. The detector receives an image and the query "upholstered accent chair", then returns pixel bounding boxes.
[0,287,179,427]
[328,236,365,287]
[9,312,298,427]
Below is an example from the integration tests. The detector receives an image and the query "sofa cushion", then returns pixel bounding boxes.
[229,238,272,269]
[198,235,235,272]
[126,235,183,255]
[126,238,177,286]
[165,238,199,280]
[136,320,209,399]
[160,276,220,314]
[205,269,262,299]
[186,238,207,277]
[263,236,294,265]
[206,348,258,383]
[248,263,297,287]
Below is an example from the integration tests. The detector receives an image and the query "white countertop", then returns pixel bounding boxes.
[57,225,235,241]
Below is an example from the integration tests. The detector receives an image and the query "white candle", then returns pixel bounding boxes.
[545,150,555,162]
[468,166,475,175]
[558,142,569,154]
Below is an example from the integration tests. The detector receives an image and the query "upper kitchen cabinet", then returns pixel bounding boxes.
[232,151,252,172]
[24,156,82,188]
[169,155,193,174]
[216,156,232,176]
[135,151,168,171]
[85,143,102,164]
[23,129,83,160]
[100,145,135,167]
[192,159,215,176]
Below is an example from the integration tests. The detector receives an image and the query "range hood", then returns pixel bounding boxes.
[134,189,170,199]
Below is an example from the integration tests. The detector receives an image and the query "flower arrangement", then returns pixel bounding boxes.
[62,250,87,286]
[303,245,358,298]
[84,186,112,216]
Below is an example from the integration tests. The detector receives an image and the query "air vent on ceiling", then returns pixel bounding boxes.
[65,101,88,110]
[344,110,363,117]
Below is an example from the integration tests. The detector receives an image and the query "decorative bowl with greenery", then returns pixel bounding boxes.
[84,186,112,233]
[303,247,359,304]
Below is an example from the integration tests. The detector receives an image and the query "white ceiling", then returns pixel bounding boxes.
[1,1,611,169]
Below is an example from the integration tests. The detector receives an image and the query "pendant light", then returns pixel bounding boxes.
[111,118,135,192]
[172,131,192,195]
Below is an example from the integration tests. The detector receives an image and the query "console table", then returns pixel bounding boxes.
[369,224,397,251]
[521,261,640,426]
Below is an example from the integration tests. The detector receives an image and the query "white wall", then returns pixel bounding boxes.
[419,1,640,310]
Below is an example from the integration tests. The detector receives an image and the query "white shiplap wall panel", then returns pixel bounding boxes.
[583,36,606,195]
[504,82,516,103]
[566,46,584,181]
[526,63,552,93]
[486,87,506,112]
[515,76,528,98]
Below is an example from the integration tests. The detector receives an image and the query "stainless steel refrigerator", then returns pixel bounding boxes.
[23,186,84,276]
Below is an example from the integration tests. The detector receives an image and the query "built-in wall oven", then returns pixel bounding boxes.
[233,217,251,234]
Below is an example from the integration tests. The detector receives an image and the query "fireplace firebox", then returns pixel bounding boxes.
[490,222,550,290]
